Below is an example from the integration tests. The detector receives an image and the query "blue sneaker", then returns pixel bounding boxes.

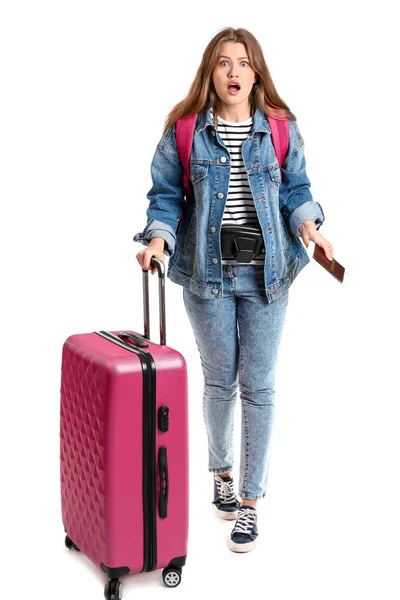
[228,505,258,552]
[212,474,240,520]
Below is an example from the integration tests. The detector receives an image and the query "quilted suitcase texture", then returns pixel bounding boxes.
[60,259,189,598]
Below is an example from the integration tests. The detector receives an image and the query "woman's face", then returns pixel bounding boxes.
[212,42,257,109]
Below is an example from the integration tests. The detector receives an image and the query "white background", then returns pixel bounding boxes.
[1,1,399,598]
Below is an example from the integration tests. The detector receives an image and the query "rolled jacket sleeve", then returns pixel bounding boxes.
[133,123,186,257]
[279,121,325,237]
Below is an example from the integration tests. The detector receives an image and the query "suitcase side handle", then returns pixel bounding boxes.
[141,257,166,346]
[158,446,169,518]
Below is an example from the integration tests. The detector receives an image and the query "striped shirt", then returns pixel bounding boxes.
[215,112,265,265]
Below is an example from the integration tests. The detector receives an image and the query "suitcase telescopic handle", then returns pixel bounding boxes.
[141,257,166,346]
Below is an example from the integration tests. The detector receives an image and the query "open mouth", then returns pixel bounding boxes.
[227,83,241,91]
[227,82,241,95]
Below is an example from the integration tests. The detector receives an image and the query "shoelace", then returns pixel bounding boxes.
[215,476,237,504]
[232,508,257,534]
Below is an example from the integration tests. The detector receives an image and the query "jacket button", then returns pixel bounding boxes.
[220,156,227,163]
[212,258,218,264]
[217,192,224,199]
[210,226,216,232]
[212,289,219,294]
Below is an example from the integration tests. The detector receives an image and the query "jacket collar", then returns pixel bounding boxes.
[195,104,271,135]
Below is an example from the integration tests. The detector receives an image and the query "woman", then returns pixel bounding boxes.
[134,27,334,553]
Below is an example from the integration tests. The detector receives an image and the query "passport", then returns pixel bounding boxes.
[312,243,345,283]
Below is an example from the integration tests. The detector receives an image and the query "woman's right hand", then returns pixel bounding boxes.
[136,239,165,275]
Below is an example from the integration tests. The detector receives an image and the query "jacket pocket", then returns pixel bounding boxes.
[174,209,196,275]
[278,211,292,255]
[176,204,196,255]
[190,163,209,184]
[190,163,209,207]
[267,161,281,184]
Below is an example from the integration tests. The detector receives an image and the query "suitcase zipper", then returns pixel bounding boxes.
[95,330,157,572]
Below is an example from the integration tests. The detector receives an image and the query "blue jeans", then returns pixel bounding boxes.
[183,264,289,500]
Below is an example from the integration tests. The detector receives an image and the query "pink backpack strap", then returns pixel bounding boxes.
[176,114,198,203]
[266,115,289,173]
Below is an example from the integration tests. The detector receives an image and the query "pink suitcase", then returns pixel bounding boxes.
[60,258,189,599]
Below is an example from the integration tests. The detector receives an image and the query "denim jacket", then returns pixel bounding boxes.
[133,105,325,302]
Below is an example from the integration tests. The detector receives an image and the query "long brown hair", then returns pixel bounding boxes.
[162,27,296,135]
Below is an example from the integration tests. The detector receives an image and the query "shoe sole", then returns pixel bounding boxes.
[213,504,238,520]
[228,537,258,553]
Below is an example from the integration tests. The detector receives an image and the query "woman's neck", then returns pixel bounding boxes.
[215,102,252,123]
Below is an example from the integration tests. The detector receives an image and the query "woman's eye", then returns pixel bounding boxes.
[219,60,249,67]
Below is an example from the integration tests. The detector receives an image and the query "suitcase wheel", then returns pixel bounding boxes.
[162,568,182,588]
[64,535,80,552]
[104,579,123,600]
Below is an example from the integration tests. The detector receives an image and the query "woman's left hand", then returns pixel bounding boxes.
[298,220,334,261]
